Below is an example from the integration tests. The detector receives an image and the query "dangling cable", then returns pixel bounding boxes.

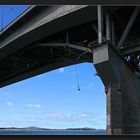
[74,65,80,91]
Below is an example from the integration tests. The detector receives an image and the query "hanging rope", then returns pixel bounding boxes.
[74,65,80,91]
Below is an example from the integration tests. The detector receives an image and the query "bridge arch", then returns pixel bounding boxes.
[0,62,106,131]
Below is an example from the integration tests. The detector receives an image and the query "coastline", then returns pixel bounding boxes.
[0,127,103,131]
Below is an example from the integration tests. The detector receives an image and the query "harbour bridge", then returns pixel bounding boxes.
[0,5,140,134]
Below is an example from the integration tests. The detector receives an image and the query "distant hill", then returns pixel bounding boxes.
[21,126,49,130]
[0,126,49,130]
[0,126,104,131]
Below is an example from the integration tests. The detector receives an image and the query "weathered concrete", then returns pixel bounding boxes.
[93,44,140,134]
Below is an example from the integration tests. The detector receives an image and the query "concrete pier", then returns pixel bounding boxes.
[93,44,140,134]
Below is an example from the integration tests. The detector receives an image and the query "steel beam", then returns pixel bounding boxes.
[97,5,104,44]
[117,7,140,49]
[121,45,140,55]
[111,19,116,46]
[106,14,111,41]
[91,23,98,34]
[39,43,93,53]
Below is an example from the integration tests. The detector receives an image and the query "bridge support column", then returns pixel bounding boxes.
[93,44,140,134]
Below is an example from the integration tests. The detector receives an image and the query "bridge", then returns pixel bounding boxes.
[0,5,140,134]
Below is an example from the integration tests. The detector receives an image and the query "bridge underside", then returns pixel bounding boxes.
[0,6,140,134]
[0,6,139,87]
[0,23,94,87]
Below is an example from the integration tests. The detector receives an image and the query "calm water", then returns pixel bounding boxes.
[0,130,106,135]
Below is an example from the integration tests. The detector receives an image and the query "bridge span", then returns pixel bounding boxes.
[0,6,140,134]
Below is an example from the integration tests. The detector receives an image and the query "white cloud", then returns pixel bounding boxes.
[19,111,106,129]
[6,102,14,106]
[45,112,75,121]
[27,104,41,108]
[44,112,97,122]
[46,112,64,118]
[80,113,88,118]
[58,68,64,73]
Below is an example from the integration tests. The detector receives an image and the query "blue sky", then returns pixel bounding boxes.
[0,5,106,129]
[0,5,29,30]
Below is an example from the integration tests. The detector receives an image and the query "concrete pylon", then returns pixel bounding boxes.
[93,43,140,134]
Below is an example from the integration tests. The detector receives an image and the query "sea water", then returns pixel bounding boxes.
[0,129,106,135]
